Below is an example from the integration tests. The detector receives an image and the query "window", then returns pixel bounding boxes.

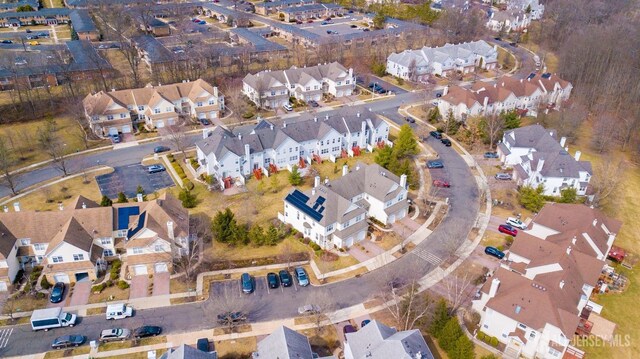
[100,238,111,245]
[20,239,30,246]
[321,148,329,154]
[154,108,160,114]
[34,243,46,251]
[73,254,84,261]
[271,91,276,96]
[120,113,126,119]
[103,249,114,257]
[196,102,203,107]
[155,244,163,252]
[548,347,561,357]
[133,248,143,254]
[138,105,144,111]
[346,80,350,84]
[52,256,63,263]
[208,99,215,105]
[290,156,297,161]
[305,86,310,91]
[337,81,341,85]
[166,107,172,112]
[107,115,114,120]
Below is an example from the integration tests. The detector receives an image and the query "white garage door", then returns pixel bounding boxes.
[210,111,217,118]
[167,118,176,126]
[198,113,206,120]
[122,125,132,133]
[345,237,354,248]
[154,263,168,273]
[388,214,396,224]
[54,274,70,283]
[0,282,7,291]
[108,127,118,135]
[132,265,148,276]
[155,120,165,128]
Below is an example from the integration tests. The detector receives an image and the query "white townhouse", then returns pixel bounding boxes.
[437,74,572,121]
[83,79,224,137]
[386,40,498,81]
[279,162,409,249]
[472,204,621,359]
[344,320,433,359]
[242,62,356,109]
[195,108,390,189]
[497,125,592,196]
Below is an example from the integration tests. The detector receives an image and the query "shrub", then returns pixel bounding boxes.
[505,235,514,246]
[40,276,51,290]
[167,154,175,162]
[172,162,187,179]
[106,279,114,287]
[35,292,45,299]
[489,336,499,347]
[302,238,311,245]
[183,179,195,191]
[117,280,130,290]
[189,158,200,170]
[110,259,122,280]
[477,331,486,341]
[92,283,106,293]
[179,188,197,208]
[242,112,254,119]
[309,241,321,251]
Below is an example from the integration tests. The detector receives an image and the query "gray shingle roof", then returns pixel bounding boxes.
[345,320,433,359]
[69,9,96,32]
[159,344,218,359]
[253,326,313,359]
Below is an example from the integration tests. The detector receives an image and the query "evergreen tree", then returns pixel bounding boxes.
[439,318,464,352]
[100,195,112,207]
[211,208,238,243]
[116,192,128,203]
[519,185,545,212]
[428,107,441,123]
[502,110,521,129]
[231,223,249,246]
[429,299,450,337]
[451,335,475,359]
[178,188,197,208]
[270,173,280,193]
[288,165,303,186]
[266,224,279,245]
[248,225,265,246]
[392,124,419,159]
[375,145,394,168]
[373,12,386,29]
[559,187,577,203]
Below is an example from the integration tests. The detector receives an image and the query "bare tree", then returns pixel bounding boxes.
[0,136,19,195]
[481,114,505,149]
[376,273,433,331]
[166,123,189,160]
[304,290,335,334]
[173,237,202,282]
[37,122,69,176]
[442,268,474,314]
[590,157,624,207]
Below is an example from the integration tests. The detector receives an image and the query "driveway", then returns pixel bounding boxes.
[69,281,91,307]
[152,272,170,296]
[129,275,148,299]
[95,164,175,199]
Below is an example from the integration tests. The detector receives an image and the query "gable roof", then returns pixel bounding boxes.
[254,326,314,359]
[243,62,350,91]
[345,320,433,359]
[160,344,218,359]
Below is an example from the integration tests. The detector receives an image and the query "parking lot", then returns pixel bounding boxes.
[96,164,175,199]
[299,15,369,37]
[214,273,303,300]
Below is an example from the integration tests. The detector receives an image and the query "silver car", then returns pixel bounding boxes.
[495,173,512,180]
[99,328,130,342]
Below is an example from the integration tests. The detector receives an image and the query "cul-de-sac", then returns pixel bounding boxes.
[0,0,636,358]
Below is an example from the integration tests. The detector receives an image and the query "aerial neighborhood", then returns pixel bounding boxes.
[0,0,635,358]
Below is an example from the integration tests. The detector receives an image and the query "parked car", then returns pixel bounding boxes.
[279,270,292,287]
[321,21,329,25]
[298,304,320,315]
[147,164,165,174]
[307,19,314,23]
[509,42,518,47]
[153,146,170,153]
[28,41,39,46]
[405,117,415,123]
[110,133,121,143]
[99,328,130,342]
[494,173,512,180]
[343,325,357,340]
[38,32,49,37]
[295,267,309,287]
[51,335,85,349]
[435,91,443,98]
[196,338,210,352]
[484,152,499,159]
[429,131,442,139]
[50,282,65,303]
[1,40,13,44]
[217,311,246,324]
[363,28,370,31]
[484,246,505,259]
[267,272,279,289]
[350,24,358,28]
[432,180,450,188]
[427,160,444,169]
[25,29,32,33]
[506,217,527,230]
[199,118,211,126]
[241,273,254,293]
[296,20,303,24]
[494,37,502,41]
[361,319,371,327]
[283,103,293,111]
[368,83,386,94]
[26,35,38,40]
[134,326,162,338]
[441,138,452,146]
[308,100,319,107]
[498,224,518,236]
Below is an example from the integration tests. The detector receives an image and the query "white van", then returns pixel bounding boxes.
[106,303,133,320]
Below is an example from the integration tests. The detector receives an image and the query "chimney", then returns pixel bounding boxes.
[137,193,144,202]
[483,96,489,109]
[58,203,64,211]
[592,219,598,227]
[324,177,329,185]
[325,114,329,121]
[342,164,348,176]
[566,246,572,255]
[559,280,565,289]
[559,136,566,147]
[356,112,361,118]
[238,133,242,140]
[536,158,544,172]
[82,202,87,209]
[314,176,320,188]
[400,174,407,188]
[564,146,569,152]
[443,86,449,96]
[167,221,175,240]
[572,236,577,245]
[283,122,287,128]
[244,144,250,165]
[312,188,316,196]
[213,86,219,97]
[489,278,500,298]
[574,151,581,161]
[415,352,423,359]
[270,124,274,130]
[314,117,318,122]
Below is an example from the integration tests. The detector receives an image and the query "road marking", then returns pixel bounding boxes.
[0,328,13,348]
[412,247,442,265]
[265,277,270,295]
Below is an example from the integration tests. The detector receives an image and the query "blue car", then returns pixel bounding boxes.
[50,282,65,303]
[427,160,444,169]
[241,273,254,293]
[485,246,505,260]
[295,267,309,287]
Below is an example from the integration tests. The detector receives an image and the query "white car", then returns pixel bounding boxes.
[506,217,527,230]
[283,103,293,112]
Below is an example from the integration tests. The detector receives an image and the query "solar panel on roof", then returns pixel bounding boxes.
[285,192,323,222]
[312,203,320,210]
[316,196,326,204]
[291,190,309,202]
[318,206,325,214]
[117,206,139,230]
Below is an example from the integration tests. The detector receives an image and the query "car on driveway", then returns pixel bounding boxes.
[283,103,293,111]
[134,326,162,338]
[405,117,415,123]
[298,304,320,315]
[241,273,254,293]
[295,267,309,287]
[498,224,518,236]
[267,272,279,289]
[51,335,85,349]
[153,146,170,153]
[308,100,319,107]
[484,246,505,259]
[506,217,527,230]
[432,179,450,188]
[50,282,65,303]
[279,270,292,287]
[99,328,130,342]
[430,131,442,139]
[427,160,444,169]
[110,133,121,143]
[484,152,499,159]
[199,118,211,126]
[147,164,165,174]
[495,173,512,180]
[441,138,452,146]
[361,319,371,327]
[217,311,246,324]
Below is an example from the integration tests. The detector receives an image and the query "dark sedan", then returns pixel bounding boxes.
[441,138,452,146]
[133,326,162,338]
[50,282,65,303]
[430,131,443,139]
[308,100,319,107]
[484,152,499,159]
[279,270,292,287]
[267,272,279,288]
[153,146,170,153]
[51,335,85,349]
